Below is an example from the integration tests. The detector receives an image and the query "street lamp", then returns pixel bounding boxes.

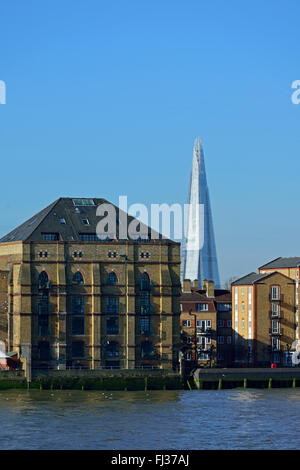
[120,254,128,369]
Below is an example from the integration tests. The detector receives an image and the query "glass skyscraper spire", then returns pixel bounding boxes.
[181,138,221,288]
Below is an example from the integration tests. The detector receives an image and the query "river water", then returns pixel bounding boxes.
[0,388,299,449]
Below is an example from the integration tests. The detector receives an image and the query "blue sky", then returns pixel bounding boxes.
[0,0,300,285]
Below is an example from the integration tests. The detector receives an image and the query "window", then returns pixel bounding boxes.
[227,336,232,344]
[73,199,95,206]
[73,251,83,258]
[38,341,50,360]
[196,303,208,312]
[82,218,89,225]
[38,271,49,289]
[242,302,245,312]
[242,319,245,329]
[42,233,59,241]
[39,251,48,258]
[272,337,280,350]
[72,297,84,314]
[72,317,84,335]
[271,286,280,300]
[38,302,49,315]
[79,233,99,242]
[72,341,84,358]
[107,251,118,258]
[218,303,231,312]
[196,320,211,331]
[107,272,118,285]
[242,287,244,296]
[141,341,155,359]
[106,341,119,358]
[106,297,119,314]
[38,315,50,336]
[272,320,279,334]
[186,352,192,361]
[140,252,151,259]
[218,320,224,327]
[72,271,84,285]
[140,316,150,335]
[271,303,280,316]
[217,336,224,344]
[198,352,209,360]
[140,272,150,291]
[227,320,232,328]
[182,320,191,328]
[107,317,119,335]
[140,291,151,314]
[59,218,66,224]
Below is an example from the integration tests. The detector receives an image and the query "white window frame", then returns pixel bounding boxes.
[271,286,280,301]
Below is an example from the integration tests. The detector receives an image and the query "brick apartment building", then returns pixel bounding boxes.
[180,279,232,368]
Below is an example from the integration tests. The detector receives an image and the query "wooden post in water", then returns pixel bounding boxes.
[144,377,147,392]
[293,378,296,388]
[218,379,222,390]
[243,378,247,389]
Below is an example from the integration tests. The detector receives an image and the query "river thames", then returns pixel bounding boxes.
[0,388,299,449]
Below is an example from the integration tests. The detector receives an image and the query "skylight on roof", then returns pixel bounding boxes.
[73,199,95,206]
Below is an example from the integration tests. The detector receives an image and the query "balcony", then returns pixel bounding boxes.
[196,327,212,335]
[269,327,283,336]
[270,309,280,319]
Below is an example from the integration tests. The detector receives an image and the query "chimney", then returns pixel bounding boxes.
[193,279,199,290]
[202,279,215,297]
[182,279,191,293]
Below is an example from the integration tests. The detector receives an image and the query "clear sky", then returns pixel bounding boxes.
[0,0,300,286]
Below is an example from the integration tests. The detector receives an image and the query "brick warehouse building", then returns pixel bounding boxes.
[180,279,233,368]
[0,198,181,375]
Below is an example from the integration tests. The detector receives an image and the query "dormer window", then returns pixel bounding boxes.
[73,199,95,206]
[42,233,59,241]
[59,218,66,224]
[82,219,89,225]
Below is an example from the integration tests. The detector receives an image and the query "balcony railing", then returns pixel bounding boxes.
[270,309,280,318]
[196,327,212,335]
[269,327,283,336]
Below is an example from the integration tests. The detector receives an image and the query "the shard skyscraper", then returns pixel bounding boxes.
[181,138,221,288]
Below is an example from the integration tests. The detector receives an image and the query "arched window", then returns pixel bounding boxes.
[107,272,118,285]
[38,271,48,289]
[73,271,84,285]
[140,272,150,291]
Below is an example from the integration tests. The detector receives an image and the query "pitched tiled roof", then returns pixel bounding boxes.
[231,272,269,286]
[259,257,300,269]
[0,197,173,244]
